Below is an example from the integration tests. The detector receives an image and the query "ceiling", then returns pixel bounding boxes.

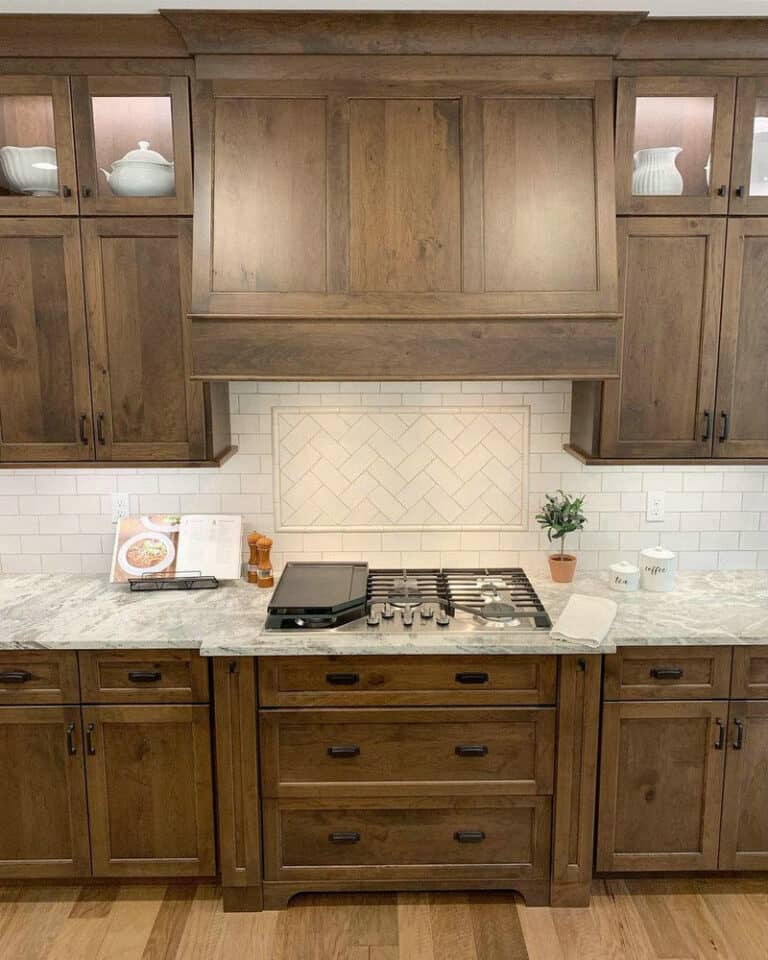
[3,0,768,15]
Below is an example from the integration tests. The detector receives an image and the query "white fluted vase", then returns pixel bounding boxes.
[632,146,684,196]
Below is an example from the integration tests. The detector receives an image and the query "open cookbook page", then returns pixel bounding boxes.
[110,514,243,583]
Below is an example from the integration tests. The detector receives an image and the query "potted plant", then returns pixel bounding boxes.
[536,490,587,583]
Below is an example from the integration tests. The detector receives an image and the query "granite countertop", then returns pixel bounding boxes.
[0,570,766,657]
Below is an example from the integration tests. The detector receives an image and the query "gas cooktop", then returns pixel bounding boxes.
[265,563,551,633]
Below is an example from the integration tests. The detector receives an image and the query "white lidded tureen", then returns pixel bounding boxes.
[100,140,174,197]
[0,145,58,196]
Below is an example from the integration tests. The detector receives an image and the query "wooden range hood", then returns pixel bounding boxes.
[168,11,644,381]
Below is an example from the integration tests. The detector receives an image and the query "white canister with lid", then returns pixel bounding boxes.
[609,560,640,593]
[640,546,677,592]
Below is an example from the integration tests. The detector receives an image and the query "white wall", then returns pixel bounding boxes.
[1,380,767,577]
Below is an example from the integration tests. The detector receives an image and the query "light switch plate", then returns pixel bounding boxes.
[646,490,665,522]
[111,492,130,524]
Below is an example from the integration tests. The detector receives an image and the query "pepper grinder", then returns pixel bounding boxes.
[255,536,274,588]
[246,531,264,584]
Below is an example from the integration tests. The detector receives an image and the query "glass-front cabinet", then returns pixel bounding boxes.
[0,76,78,215]
[616,76,736,215]
[731,78,768,215]
[70,75,192,215]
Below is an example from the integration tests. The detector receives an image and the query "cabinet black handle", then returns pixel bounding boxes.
[736,185,745,198]
[128,670,161,683]
[81,186,92,198]
[79,414,89,445]
[455,830,485,843]
[325,673,359,686]
[86,722,96,755]
[0,670,32,684]
[96,413,106,445]
[733,718,745,750]
[714,719,725,750]
[650,667,683,680]
[329,832,360,844]
[701,410,711,441]
[61,185,72,198]
[455,672,489,685]
[719,411,729,443]
[717,185,727,197]
[66,721,77,756]
[327,745,360,758]
[455,744,488,757]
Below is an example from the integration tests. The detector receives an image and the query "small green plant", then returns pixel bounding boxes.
[536,490,587,558]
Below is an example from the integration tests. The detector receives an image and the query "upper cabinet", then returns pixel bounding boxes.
[189,56,620,380]
[615,76,736,215]
[731,77,768,215]
[0,73,192,217]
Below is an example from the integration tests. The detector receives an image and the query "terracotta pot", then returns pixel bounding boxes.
[548,553,577,583]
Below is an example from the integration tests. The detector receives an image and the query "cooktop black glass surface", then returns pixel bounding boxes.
[268,562,369,614]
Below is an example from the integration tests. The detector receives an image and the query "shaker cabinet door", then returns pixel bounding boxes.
[0,218,95,462]
[730,77,768,216]
[719,701,768,870]
[81,217,206,462]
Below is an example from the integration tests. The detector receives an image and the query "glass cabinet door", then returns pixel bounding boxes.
[616,76,736,215]
[71,76,192,215]
[0,76,78,215]
[731,77,768,214]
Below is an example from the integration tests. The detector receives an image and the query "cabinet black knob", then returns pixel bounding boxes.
[81,186,92,198]
[716,185,727,197]
[736,185,745,198]
[61,185,72,198]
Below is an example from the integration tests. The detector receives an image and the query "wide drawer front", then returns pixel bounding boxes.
[79,650,209,703]
[731,647,768,699]
[261,707,555,798]
[259,655,557,707]
[263,796,552,882]
[0,651,79,704]
[603,647,732,700]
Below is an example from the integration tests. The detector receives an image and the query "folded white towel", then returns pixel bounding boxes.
[550,594,617,648]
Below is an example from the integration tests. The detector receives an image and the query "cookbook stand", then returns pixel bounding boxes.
[128,570,219,592]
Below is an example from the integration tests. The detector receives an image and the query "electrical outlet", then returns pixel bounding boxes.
[646,490,665,522]
[111,492,130,524]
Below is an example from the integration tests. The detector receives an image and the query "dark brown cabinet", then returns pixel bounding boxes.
[720,701,768,870]
[0,706,90,878]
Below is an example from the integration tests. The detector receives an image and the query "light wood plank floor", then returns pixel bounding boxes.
[1,879,767,959]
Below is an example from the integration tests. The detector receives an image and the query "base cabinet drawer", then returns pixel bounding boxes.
[263,796,551,882]
[79,650,209,703]
[261,707,555,797]
[259,655,557,707]
[731,647,768,699]
[0,652,79,704]
[603,647,732,701]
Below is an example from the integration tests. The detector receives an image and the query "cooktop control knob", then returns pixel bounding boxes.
[367,612,381,627]
[381,603,395,620]
[402,608,414,627]
[436,611,451,627]
[420,605,434,619]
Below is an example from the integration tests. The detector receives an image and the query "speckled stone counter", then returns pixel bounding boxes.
[0,570,766,657]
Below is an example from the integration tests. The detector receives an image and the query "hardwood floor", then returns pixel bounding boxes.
[0,879,767,959]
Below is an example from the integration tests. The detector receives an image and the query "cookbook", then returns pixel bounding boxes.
[110,514,243,583]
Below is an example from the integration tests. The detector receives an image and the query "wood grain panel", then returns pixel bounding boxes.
[731,647,768,700]
[719,700,768,870]
[349,98,461,293]
[211,97,326,293]
[81,217,205,462]
[600,217,725,459]
[0,706,89,878]
[0,651,79,704]
[714,219,768,459]
[603,646,732,701]
[482,97,597,294]
[259,655,557,707]
[597,700,726,872]
[79,650,209,704]
[260,707,555,798]
[0,218,93,463]
[84,704,215,878]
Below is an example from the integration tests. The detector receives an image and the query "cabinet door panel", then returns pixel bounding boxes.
[600,217,724,459]
[714,219,768,459]
[0,218,94,462]
[84,705,215,877]
[0,707,90,878]
[730,77,768,216]
[82,217,205,462]
[597,701,726,872]
[720,701,768,870]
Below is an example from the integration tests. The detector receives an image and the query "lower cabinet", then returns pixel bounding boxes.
[719,701,768,870]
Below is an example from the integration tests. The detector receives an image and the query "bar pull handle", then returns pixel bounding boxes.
[66,722,77,756]
[455,830,486,843]
[455,672,489,685]
[329,832,360,844]
[650,667,683,680]
[325,673,359,686]
[96,413,106,445]
[716,185,727,197]
[0,670,32,684]
[79,414,89,445]
[86,722,96,756]
[701,410,711,441]
[327,745,360,758]
[455,745,488,757]
[733,718,745,750]
[128,670,161,683]
[714,719,725,750]
[719,411,729,443]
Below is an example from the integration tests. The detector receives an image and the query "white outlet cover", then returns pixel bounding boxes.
[646,490,665,522]
[111,492,130,524]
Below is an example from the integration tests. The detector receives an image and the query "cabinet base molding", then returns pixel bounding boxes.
[222,885,263,913]
[261,877,551,912]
